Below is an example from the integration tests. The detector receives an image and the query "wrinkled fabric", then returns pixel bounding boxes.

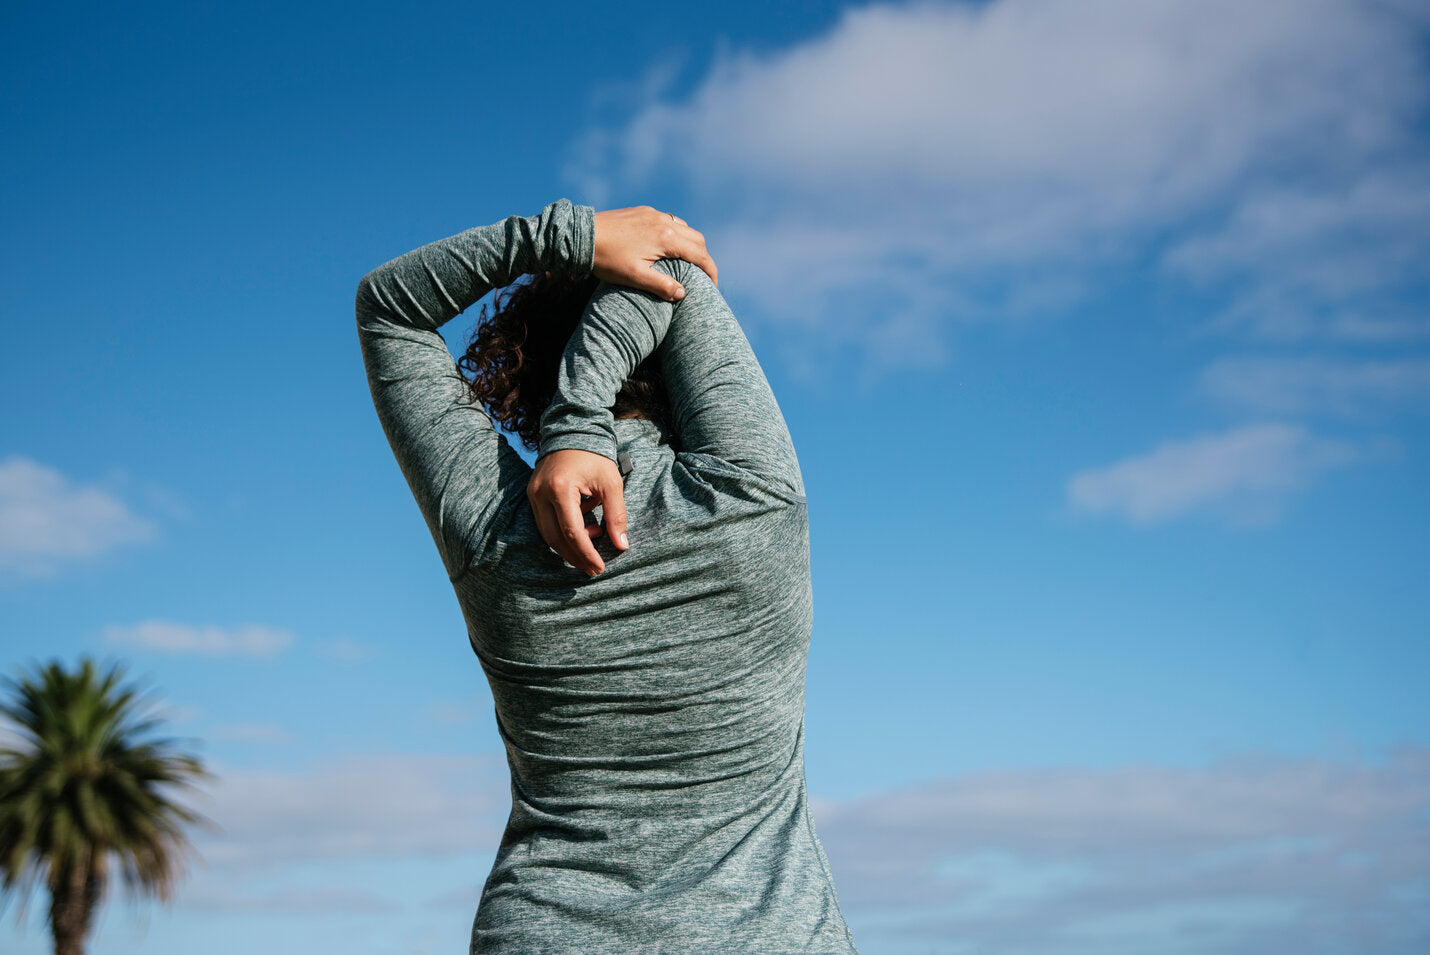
[356,199,858,954]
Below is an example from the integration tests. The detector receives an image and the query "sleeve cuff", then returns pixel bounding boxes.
[538,199,596,276]
[537,431,618,465]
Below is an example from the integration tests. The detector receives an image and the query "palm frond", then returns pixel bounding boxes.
[0,657,212,933]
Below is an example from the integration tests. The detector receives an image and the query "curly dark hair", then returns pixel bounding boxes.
[457,271,675,452]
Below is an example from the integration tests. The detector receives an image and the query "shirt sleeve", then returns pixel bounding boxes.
[539,257,804,500]
[355,198,597,579]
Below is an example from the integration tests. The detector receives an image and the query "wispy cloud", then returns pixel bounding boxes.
[0,456,154,579]
[569,0,1429,361]
[1067,423,1358,524]
[193,754,508,869]
[1165,170,1430,341]
[1199,356,1430,418]
[105,620,293,658]
[817,748,1430,954]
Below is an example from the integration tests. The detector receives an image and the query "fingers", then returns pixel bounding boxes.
[660,215,718,289]
[552,487,605,577]
[635,220,714,301]
[527,449,630,577]
[638,269,688,303]
[606,251,687,302]
[590,205,717,300]
[528,480,603,576]
[675,233,718,289]
[581,495,606,541]
[531,491,589,576]
[599,474,629,552]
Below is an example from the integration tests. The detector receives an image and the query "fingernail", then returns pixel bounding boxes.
[672,286,685,300]
[617,532,629,549]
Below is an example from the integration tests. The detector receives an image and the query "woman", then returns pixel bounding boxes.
[356,199,859,953]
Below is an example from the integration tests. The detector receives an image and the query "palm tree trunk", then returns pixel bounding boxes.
[49,854,91,955]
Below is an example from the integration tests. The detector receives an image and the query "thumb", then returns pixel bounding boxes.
[601,474,630,551]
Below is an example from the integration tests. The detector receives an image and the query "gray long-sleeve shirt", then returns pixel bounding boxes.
[356,199,858,954]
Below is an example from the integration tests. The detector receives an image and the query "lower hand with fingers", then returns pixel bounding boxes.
[527,449,629,577]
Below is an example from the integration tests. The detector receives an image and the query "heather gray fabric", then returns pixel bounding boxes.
[356,199,858,954]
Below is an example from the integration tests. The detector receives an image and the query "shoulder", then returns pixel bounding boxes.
[674,452,808,509]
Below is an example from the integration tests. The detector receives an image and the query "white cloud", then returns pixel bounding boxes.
[569,0,1429,358]
[105,620,293,658]
[0,456,154,579]
[1199,356,1430,417]
[1067,423,1358,524]
[193,754,508,870]
[816,748,1430,954]
[588,0,1419,205]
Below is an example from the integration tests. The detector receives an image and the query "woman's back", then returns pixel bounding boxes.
[356,199,858,953]
[461,419,849,951]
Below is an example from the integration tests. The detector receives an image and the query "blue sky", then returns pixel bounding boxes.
[2,0,1427,952]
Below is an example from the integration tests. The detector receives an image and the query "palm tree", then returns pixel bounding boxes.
[0,658,210,955]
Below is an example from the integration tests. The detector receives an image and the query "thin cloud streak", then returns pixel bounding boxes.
[105,620,294,658]
[1067,423,1358,524]
[1199,356,1430,418]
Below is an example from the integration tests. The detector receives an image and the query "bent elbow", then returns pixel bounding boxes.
[354,269,391,322]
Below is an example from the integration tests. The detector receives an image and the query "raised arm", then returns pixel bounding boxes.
[355,199,594,580]
[359,201,719,580]
[539,257,804,497]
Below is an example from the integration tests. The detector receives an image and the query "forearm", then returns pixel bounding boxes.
[356,197,596,478]
[355,198,594,332]
[538,258,803,499]
[537,260,680,463]
[355,199,596,577]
